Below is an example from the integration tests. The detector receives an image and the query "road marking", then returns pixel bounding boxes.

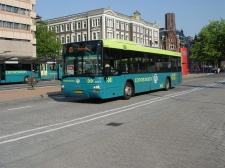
[1,80,224,145]
[8,106,31,111]
[0,87,203,145]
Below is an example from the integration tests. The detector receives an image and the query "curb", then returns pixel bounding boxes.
[0,92,63,104]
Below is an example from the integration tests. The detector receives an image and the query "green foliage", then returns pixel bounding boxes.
[36,23,62,58]
[190,18,225,66]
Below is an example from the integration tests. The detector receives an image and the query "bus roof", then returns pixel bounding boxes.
[102,38,181,57]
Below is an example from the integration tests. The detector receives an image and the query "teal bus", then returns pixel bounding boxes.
[61,39,182,100]
[40,62,62,80]
[0,62,62,84]
[0,62,41,84]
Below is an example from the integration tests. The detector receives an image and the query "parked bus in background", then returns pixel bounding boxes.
[0,62,40,84]
[61,39,182,100]
[0,61,62,84]
[40,62,62,80]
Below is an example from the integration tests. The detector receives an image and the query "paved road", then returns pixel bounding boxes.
[0,73,214,103]
[0,73,224,168]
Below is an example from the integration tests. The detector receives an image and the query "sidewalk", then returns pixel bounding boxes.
[0,85,61,103]
[183,72,213,79]
[0,73,213,103]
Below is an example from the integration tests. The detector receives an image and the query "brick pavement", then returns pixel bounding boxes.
[0,85,61,103]
[0,73,213,103]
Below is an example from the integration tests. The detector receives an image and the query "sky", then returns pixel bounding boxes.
[36,0,225,37]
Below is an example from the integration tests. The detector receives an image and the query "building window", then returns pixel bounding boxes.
[0,5,29,16]
[137,26,139,32]
[66,36,70,43]
[66,24,70,31]
[116,33,120,39]
[19,8,26,15]
[21,24,28,30]
[93,32,96,40]
[73,35,75,42]
[154,31,158,38]
[146,29,148,35]
[140,36,143,44]
[61,25,64,32]
[73,22,75,30]
[137,37,140,43]
[6,5,12,12]
[116,21,119,29]
[56,26,59,33]
[133,35,136,42]
[13,7,19,13]
[14,23,19,29]
[77,34,81,42]
[149,29,152,36]
[146,38,149,45]
[121,22,124,30]
[92,32,100,40]
[92,18,100,27]
[77,22,81,29]
[106,18,113,27]
[169,43,174,50]
[125,23,129,31]
[83,34,87,41]
[125,34,128,40]
[61,36,65,43]
[97,32,100,39]
[121,34,124,40]
[82,21,87,29]
[107,31,113,38]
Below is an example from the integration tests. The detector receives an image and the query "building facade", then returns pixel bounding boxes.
[159,28,187,52]
[45,8,160,48]
[160,13,187,52]
[0,0,36,58]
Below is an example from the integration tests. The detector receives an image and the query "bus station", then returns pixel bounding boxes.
[0,55,62,84]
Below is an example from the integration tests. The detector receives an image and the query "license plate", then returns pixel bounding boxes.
[74,90,83,94]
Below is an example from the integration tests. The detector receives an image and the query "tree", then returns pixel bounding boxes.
[190,18,225,67]
[36,23,62,58]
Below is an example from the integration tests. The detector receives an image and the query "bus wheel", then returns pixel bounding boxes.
[164,78,170,91]
[123,82,133,100]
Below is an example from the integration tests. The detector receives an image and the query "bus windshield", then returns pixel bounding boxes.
[63,41,103,77]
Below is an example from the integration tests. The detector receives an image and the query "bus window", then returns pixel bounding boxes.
[146,53,156,73]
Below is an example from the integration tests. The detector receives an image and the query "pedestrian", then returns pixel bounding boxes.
[196,65,200,74]
[217,67,220,74]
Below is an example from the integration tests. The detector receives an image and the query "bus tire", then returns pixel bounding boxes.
[24,76,29,84]
[164,78,170,91]
[123,82,133,100]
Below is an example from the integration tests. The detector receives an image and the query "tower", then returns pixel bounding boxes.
[165,13,176,30]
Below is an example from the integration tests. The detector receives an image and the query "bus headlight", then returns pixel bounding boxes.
[61,85,64,91]
[93,85,100,89]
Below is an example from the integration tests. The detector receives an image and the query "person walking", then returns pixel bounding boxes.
[196,65,200,74]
